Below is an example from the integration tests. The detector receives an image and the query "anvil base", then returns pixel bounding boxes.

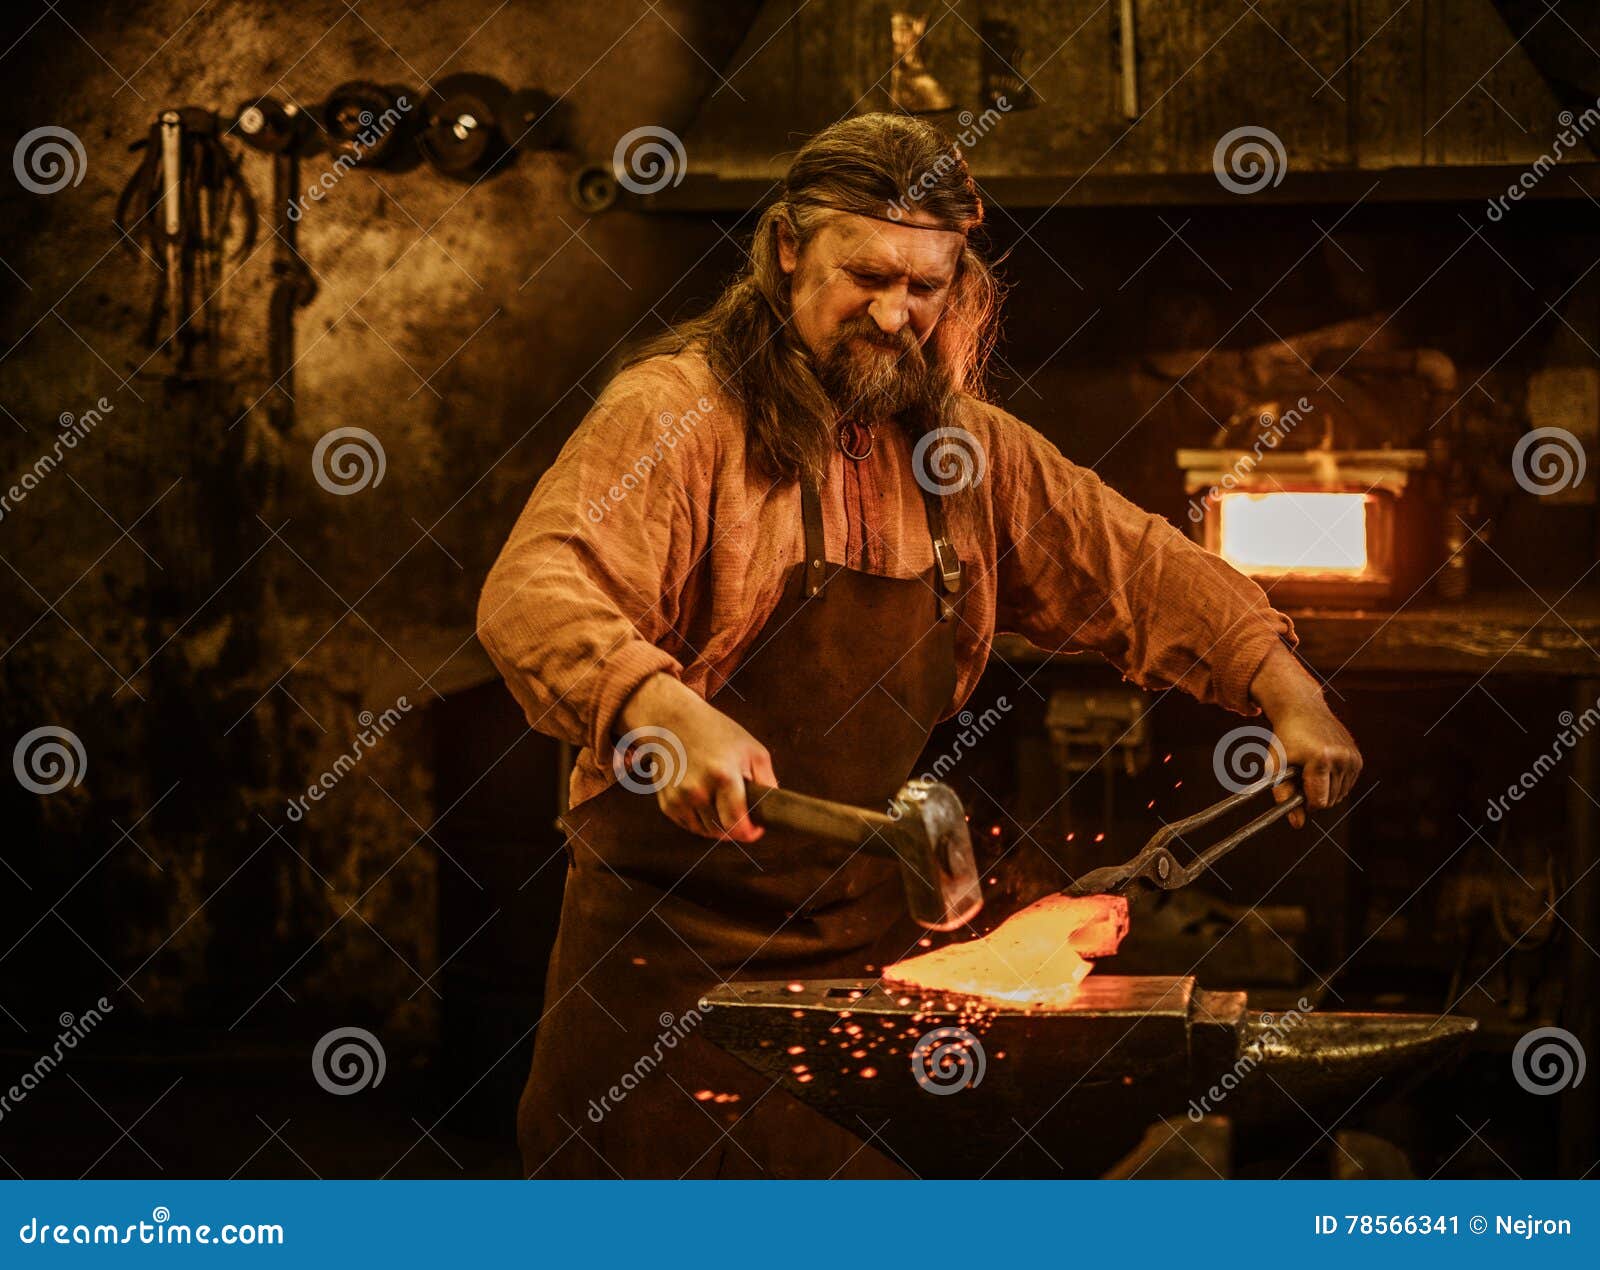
[698,975,1476,1178]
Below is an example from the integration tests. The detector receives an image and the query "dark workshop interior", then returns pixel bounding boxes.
[1,0,1598,1181]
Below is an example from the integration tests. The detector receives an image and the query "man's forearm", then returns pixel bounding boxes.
[616,670,698,739]
[1243,638,1363,818]
[1248,639,1326,721]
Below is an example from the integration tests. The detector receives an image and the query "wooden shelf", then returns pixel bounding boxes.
[996,589,1600,679]
[637,164,1600,215]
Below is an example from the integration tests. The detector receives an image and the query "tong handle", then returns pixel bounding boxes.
[1148,765,1303,890]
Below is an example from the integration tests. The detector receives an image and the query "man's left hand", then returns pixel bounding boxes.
[1248,642,1363,829]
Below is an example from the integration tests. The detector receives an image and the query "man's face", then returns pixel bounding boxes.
[778,210,964,420]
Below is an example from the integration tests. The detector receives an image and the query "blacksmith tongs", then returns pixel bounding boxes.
[1064,767,1304,900]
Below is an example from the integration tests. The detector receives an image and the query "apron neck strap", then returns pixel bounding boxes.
[919,487,963,620]
[800,479,826,599]
[799,477,963,617]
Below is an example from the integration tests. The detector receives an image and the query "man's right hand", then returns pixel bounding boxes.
[613,672,776,842]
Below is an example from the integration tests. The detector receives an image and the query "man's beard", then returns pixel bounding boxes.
[812,316,951,428]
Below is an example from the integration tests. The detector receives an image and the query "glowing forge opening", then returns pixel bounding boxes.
[1215,491,1370,576]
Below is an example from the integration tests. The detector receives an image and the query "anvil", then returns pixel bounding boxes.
[698,974,1477,1177]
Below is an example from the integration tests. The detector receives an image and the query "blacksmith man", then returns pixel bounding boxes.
[478,113,1362,1178]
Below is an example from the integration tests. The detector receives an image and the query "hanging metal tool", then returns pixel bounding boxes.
[115,107,257,385]
[266,146,317,432]
[233,96,316,432]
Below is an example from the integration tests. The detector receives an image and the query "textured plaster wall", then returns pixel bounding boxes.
[0,0,757,1040]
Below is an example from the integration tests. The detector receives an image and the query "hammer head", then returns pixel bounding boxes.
[887,779,983,931]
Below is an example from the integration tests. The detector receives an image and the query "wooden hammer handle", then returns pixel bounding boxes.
[745,783,896,849]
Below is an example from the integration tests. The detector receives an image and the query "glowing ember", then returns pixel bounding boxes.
[881,893,1129,1008]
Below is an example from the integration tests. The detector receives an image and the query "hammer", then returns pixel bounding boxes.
[745,779,982,932]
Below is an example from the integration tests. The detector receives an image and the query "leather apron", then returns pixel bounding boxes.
[517,475,965,1178]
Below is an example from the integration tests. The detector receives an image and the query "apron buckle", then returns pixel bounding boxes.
[933,537,961,621]
[933,537,962,592]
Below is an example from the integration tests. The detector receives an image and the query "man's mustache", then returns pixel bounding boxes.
[834,318,922,359]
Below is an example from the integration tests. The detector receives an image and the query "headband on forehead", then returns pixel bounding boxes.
[799,199,975,236]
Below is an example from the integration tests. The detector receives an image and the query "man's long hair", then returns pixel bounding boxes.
[621,113,1003,488]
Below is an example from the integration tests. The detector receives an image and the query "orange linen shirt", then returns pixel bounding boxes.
[477,350,1298,808]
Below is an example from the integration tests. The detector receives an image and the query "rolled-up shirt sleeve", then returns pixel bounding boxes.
[986,414,1297,716]
[476,362,710,766]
